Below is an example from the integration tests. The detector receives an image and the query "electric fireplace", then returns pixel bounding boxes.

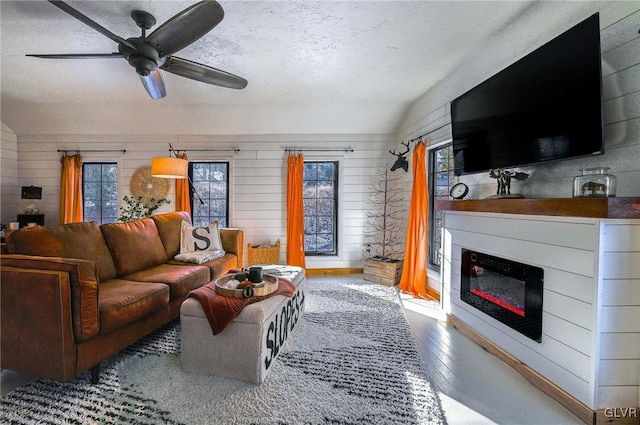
[460,249,544,342]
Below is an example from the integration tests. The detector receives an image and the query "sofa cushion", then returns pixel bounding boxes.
[168,253,237,281]
[101,218,167,277]
[124,264,210,300]
[5,221,117,282]
[98,279,169,334]
[219,228,242,258]
[179,221,223,254]
[152,211,191,259]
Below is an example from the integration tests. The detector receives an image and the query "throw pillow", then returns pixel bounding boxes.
[179,220,223,254]
[174,250,225,264]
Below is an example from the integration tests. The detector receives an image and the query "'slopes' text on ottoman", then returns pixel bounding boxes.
[180,265,306,384]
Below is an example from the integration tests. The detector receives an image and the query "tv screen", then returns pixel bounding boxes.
[452,13,604,175]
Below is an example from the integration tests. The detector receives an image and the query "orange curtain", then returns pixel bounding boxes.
[59,154,83,224]
[286,153,306,268]
[399,141,429,298]
[175,152,191,216]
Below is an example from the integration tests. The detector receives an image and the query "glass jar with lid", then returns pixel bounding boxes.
[573,167,616,198]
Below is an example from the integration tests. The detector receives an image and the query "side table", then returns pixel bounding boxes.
[17,214,45,228]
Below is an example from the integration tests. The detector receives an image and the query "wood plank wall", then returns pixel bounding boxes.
[597,221,640,408]
[441,211,640,411]
[391,4,640,296]
[5,134,395,269]
[443,212,599,406]
[1,123,19,223]
[394,4,640,200]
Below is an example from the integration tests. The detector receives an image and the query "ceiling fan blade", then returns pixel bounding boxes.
[26,53,122,59]
[48,1,136,50]
[147,1,224,57]
[161,56,247,90]
[139,69,167,100]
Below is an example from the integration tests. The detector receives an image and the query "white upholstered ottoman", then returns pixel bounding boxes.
[180,265,306,384]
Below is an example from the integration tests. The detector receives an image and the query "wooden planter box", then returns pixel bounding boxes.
[363,259,403,286]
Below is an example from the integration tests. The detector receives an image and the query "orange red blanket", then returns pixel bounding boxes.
[188,276,295,335]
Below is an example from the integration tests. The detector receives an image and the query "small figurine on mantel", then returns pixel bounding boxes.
[487,169,529,199]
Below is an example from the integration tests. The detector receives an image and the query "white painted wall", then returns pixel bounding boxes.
[441,211,640,410]
[3,1,638,273]
[598,221,640,408]
[1,122,19,226]
[6,132,393,269]
[395,2,640,199]
[390,1,639,293]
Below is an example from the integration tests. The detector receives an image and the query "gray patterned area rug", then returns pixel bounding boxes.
[0,280,445,425]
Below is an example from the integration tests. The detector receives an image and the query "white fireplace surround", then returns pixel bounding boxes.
[440,210,640,412]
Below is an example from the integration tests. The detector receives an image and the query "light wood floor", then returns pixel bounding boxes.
[1,275,584,424]
[397,286,583,424]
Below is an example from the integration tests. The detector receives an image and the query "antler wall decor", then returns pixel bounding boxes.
[389,122,450,172]
[389,140,411,172]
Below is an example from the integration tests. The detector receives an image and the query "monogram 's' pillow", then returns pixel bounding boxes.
[174,250,225,264]
[179,220,223,254]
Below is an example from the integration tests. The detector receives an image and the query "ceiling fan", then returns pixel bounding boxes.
[27,0,248,100]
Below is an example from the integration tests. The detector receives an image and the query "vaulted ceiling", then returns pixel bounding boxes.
[1,1,535,135]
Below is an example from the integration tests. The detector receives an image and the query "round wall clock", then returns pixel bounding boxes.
[130,166,169,204]
[450,182,469,200]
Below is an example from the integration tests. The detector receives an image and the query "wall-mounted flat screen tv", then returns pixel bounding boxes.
[452,13,603,175]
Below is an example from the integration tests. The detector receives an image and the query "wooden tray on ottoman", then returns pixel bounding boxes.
[214,273,278,298]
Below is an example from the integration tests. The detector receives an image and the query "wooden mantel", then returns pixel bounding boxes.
[435,197,640,219]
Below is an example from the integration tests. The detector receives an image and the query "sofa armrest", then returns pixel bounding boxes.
[219,228,244,268]
[1,266,80,382]
[0,255,100,343]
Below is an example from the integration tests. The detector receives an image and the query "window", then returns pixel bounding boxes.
[303,161,338,255]
[189,162,229,227]
[429,143,454,270]
[83,162,118,224]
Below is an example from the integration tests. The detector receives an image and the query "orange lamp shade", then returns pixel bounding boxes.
[151,157,188,179]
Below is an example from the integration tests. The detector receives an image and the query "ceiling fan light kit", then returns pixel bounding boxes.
[28,0,247,100]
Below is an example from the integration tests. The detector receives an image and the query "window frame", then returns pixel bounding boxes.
[428,141,454,272]
[82,161,118,224]
[303,160,339,256]
[188,161,230,227]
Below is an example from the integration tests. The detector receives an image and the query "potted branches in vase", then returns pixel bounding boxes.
[117,195,170,222]
[362,161,405,285]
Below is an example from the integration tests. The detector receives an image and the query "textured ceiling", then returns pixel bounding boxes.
[0,1,534,135]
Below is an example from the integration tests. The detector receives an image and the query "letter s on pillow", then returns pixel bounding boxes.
[191,226,211,250]
[179,220,223,253]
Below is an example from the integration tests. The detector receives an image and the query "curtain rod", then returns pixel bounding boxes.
[58,149,126,154]
[284,148,354,153]
[171,148,240,153]
[407,122,450,144]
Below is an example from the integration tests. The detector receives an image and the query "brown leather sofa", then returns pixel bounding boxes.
[0,211,243,383]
